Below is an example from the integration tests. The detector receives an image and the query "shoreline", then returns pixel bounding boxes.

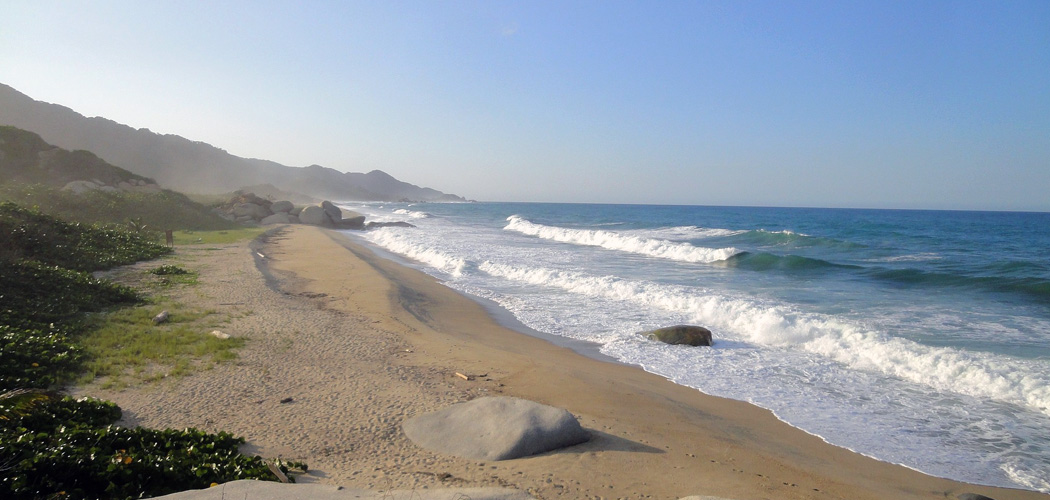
[81,225,1049,500]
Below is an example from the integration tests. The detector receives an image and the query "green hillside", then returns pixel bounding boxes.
[0,126,237,231]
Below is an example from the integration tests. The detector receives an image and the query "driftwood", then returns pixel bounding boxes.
[265,461,290,483]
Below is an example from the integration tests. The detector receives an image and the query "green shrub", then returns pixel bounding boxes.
[0,260,141,331]
[0,202,172,271]
[149,265,190,276]
[0,325,83,391]
[0,395,298,500]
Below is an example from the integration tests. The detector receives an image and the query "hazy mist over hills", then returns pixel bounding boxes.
[0,83,464,202]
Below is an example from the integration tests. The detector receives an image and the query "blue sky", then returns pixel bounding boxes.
[2,1,1048,210]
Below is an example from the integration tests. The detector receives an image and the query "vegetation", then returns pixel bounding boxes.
[79,304,243,389]
[0,201,172,271]
[0,391,304,500]
[0,183,239,232]
[0,202,298,498]
[172,227,268,245]
[0,126,151,188]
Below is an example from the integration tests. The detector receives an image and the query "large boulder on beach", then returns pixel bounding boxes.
[402,396,590,461]
[321,200,343,221]
[149,479,537,500]
[334,214,366,229]
[957,494,996,500]
[231,202,269,219]
[269,200,294,213]
[260,213,292,225]
[642,325,713,346]
[298,205,327,226]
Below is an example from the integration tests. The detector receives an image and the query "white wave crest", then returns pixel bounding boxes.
[478,261,1050,417]
[365,228,468,277]
[394,208,431,219]
[625,226,746,240]
[1002,459,1050,493]
[504,216,739,263]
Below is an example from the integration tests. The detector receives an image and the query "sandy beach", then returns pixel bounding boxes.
[78,225,1049,500]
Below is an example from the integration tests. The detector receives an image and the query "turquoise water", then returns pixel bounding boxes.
[344,202,1050,492]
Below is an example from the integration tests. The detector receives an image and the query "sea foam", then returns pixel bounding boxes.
[366,228,469,277]
[477,260,1050,416]
[394,208,431,219]
[504,215,739,263]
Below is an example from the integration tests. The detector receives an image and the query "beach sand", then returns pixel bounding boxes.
[79,225,1049,500]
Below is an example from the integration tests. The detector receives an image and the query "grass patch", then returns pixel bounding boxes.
[147,264,199,287]
[78,303,243,389]
[173,227,267,245]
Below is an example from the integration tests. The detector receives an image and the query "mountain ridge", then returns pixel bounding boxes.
[0,83,465,202]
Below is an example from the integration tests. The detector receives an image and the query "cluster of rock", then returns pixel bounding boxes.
[214,192,365,229]
[63,178,162,194]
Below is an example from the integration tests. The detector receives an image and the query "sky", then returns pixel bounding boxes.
[1,1,1048,211]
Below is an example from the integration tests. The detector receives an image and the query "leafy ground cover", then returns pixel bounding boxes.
[1,391,304,499]
[0,201,172,271]
[0,203,300,499]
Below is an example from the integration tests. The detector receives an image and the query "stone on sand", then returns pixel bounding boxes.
[270,200,294,213]
[402,396,589,461]
[260,213,292,225]
[147,479,536,500]
[321,200,343,222]
[298,205,327,226]
[642,325,713,347]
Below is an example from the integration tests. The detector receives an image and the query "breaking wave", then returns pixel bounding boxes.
[504,215,740,264]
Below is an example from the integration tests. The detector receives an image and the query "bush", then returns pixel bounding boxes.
[0,202,172,272]
[149,265,190,276]
[0,395,298,500]
[0,325,83,391]
[0,260,141,331]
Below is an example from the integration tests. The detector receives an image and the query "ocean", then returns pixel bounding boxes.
[338,202,1050,493]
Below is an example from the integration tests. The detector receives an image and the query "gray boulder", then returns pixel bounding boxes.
[270,200,294,213]
[958,494,996,500]
[260,213,292,225]
[63,180,101,194]
[149,480,537,500]
[231,202,269,219]
[642,325,713,346]
[298,205,327,226]
[402,396,589,461]
[334,215,366,229]
[321,200,343,222]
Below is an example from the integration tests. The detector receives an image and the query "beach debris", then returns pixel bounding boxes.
[265,460,290,483]
[152,310,169,324]
[279,397,294,404]
[455,372,473,381]
[210,330,230,339]
[641,325,713,347]
[402,396,590,461]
